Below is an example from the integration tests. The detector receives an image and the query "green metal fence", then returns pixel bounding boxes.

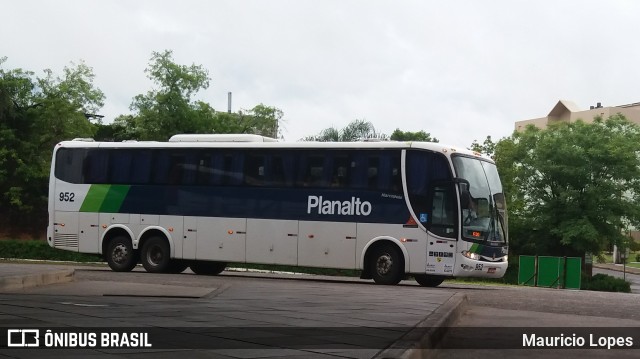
[518,255,581,289]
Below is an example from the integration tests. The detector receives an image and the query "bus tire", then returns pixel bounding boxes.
[190,261,227,275]
[141,236,171,273]
[164,260,189,274]
[414,274,445,287]
[105,236,138,272]
[370,244,403,285]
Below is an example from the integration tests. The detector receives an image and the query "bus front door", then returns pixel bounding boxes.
[425,184,457,275]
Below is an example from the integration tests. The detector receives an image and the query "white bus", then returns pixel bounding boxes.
[48,135,508,286]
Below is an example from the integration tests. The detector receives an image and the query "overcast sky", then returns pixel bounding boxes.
[2,0,639,147]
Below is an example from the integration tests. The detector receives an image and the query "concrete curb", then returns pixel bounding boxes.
[0,269,75,291]
[374,292,467,359]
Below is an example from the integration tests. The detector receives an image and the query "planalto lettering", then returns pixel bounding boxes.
[307,195,372,216]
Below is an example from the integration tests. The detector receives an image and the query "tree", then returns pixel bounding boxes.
[303,119,387,141]
[211,104,284,138]
[469,135,496,157]
[390,129,438,142]
[117,51,284,140]
[119,50,212,140]
[494,115,640,258]
[0,57,102,230]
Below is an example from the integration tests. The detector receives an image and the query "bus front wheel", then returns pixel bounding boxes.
[414,274,445,287]
[370,244,403,285]
[141,236,171,273]
[190,261,227,275]
[105,236,138,272]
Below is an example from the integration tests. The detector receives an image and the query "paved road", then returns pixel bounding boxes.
[1,264,639,358]
[435,278,640,358]
[0,266,457,358]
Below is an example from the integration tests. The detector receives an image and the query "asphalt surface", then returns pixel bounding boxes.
[0,263,461,358]
[0,262,639,358]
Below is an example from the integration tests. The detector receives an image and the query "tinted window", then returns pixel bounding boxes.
[55,148,87,184]
[405,150,454,236]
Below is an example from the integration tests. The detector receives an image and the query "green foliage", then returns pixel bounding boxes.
[469,135,496,157]
[118,50,212,140]
[303,119,387,141]
[495,115,640,257]
[581,273,631,293]
[115,51,284,140]
[212,104,284,138]
[390,129,438,142]
[0,240,101,262]
[0,57,102,228]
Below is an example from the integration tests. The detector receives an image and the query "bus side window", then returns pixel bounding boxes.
[55,148,87,184]
[244,154,265,186]
[197,153,213,185]
[377,151,402,193]
[151,151,171,185]
[367,156,379,190]
[331,154,350,188]
[301,154,327,187]
[221,151,243,186]
[84,149,108,184]
[167,155,184,185]
[110,150,133,184]
[130,150,151,184]
[349,151,368,189]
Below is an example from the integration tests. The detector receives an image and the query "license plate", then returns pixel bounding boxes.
[487,267,496,274]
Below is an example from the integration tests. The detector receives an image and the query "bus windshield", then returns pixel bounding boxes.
[452,156,507,245]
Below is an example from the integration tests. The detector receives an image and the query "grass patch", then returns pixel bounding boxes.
[0,239,102,263]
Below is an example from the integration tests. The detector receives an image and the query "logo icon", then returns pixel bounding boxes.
[7,329,40,347]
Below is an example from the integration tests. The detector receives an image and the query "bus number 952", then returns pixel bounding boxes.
[59,192,75,202]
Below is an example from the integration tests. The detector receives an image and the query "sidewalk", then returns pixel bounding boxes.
[0,262,74,291]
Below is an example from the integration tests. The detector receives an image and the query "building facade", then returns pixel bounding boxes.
[515,100,640,131]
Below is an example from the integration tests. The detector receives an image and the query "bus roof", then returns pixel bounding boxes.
[169,134,278,142]
[56,137,492,162]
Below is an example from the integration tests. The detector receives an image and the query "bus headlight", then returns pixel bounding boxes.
[462,250,481,261]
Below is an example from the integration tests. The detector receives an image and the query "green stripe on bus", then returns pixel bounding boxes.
[99,185,131,213]
[469,243,481,253]
[80,185,111,212]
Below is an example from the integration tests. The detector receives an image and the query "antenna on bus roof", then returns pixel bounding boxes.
[168,134,278,142]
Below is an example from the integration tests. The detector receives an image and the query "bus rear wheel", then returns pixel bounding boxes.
[190,261,227,275]
[414,274,445,287]
[141,236,171,273]
[370,244,403,285]
[105,236,138,272]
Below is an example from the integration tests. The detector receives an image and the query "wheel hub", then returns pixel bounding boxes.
[376,253,393,276]
[147,245,163,266]
[112,244,128,264]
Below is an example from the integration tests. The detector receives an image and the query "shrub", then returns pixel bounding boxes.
[0,240,101,262]
[582,273,631,293]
